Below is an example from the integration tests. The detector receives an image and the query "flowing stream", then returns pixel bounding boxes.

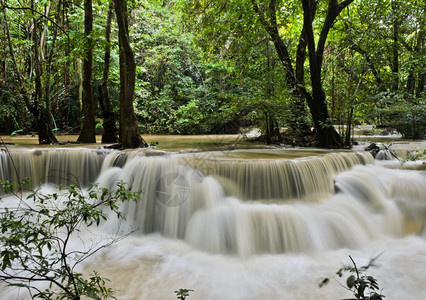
[0,146,425,299]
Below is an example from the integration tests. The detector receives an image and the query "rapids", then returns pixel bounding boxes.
[0,146,425,299]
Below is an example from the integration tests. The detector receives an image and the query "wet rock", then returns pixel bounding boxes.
[365,143,380,158]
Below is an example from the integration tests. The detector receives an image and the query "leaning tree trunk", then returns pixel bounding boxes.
[78,0,96,143]
[99,3,118,143]
[113,0,147,148]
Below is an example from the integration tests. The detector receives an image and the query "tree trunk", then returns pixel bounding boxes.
[3,0,59,144]
[99,3,118,143]
[113,0,147,148]
[42,0,62,142]
[301,0,348,148]
[414,31,424,97]
[345,107,354,147]
[252,0,345,147]
[77,0,96,143]
[304,91,342,148]
[253,0,345,148]
[251,0,311,137]
[290,33,312,135]
[34,1,58,144]
[406,18,424,96]
[391,0,399,91]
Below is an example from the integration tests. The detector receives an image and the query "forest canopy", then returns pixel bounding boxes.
[0,0,424,148]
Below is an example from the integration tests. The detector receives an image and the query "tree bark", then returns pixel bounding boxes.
[300,0,350,148]
[77,0,96,143]
[113,0,147,148]
[99,3,118,143]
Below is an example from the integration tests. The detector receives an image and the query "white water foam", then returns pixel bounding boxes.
[1,150,425,299]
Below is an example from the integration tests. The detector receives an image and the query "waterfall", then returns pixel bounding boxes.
[376,149,397,160]
[90,150,422,256]
[97,150,374,201]
[0,150,11,181]
[91,149,426,257]
[0,148,110,186]
[191,151,374,201]
[184,164,425,256]
[1,146,426,299]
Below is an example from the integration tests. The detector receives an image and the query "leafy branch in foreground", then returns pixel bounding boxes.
[0,179,140,299]
[175,288,194,300]
[319,254,385,300]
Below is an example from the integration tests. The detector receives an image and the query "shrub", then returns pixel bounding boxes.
[0,179,140,299]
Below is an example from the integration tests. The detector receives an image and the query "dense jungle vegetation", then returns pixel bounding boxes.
[0,0,424,148]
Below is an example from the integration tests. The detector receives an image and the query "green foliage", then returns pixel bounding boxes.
[1,0,423,141]
[132,2,247,134]
[321,0,424,144]
[0,67,31,134]
[175,0,297,139]
[175,288,194,300]
[401,149,426,166]
[9,129,23,137]
[0,0,118,136]
[374,92,425,139]
[320,255,385,300]
[0,179,140,299]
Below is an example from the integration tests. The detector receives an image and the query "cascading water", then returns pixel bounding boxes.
[1,147,425,299]
[376,149,397,160]
[0,150,11,182]
[0,148,109,186]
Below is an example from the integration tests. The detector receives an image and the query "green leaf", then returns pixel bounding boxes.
[346,274,356,289]
[318,277,329,288]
